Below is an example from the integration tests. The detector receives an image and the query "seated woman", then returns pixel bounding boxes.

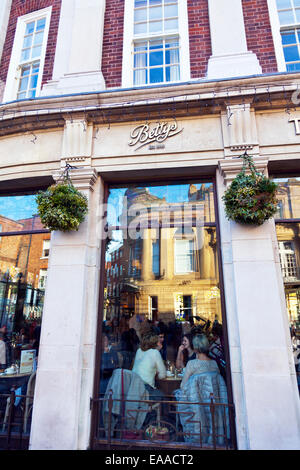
[175,333,196,370]
[180,334,220,390]
[132,331,166,400]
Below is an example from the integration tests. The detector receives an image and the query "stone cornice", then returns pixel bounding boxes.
[52,168,97,192]
[219,156,269,187]
[0,72,300,136]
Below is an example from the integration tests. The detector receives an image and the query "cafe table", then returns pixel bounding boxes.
[0,372,31,394]
[157,375,182,397]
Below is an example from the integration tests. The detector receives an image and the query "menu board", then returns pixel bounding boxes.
[20,349,36,374]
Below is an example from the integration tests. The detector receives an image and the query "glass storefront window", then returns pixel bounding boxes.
[0,193,49,370]
[274,176,300,395]
[97,181,232,447]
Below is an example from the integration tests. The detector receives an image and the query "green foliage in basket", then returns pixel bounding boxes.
[36,182,88,232]
[222,154,278,226]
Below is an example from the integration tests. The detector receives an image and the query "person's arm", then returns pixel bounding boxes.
[154,349,166,379]
[180,361,193,388]
[175,345,185,369]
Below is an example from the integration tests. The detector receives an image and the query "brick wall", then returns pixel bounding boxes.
[242,0,278,73]
[188,0,212,79]
[102,0,125,88]
[0,0,62,89]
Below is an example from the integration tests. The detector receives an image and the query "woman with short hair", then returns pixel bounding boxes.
[180,334,220,389]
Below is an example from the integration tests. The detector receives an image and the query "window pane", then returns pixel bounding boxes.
[30,74,38,90]
[134,68,147,85]
[20,48,30,61]
[149,20,162,33]
[25,21,35,35]
[283,45,299,61]
[23,35,33,49]
[31,45,42,58]
[281,30,297,44]
[32,62,40,74]
[36,18,46,31]
[164,4,178,17]
[149,6,162,19]
[278,10,295,25]
[150,67,164,82]
[276,0,291,8]
[164,18,178,30]
[19,76,29,92]
[135,0,147,6]
[134,8,147,21]
[134,22,147,34]
[287,61,300,70]
[295,0,300,6]
[165,65,180,81]
[165,48,179,65]
[134,52,147,68]
[150,50,163,66]
[33,31,44,46]
[17,91,26,99]
[274,177,300,219]
[149,0,162,4]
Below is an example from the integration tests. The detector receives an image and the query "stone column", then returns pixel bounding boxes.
[217,157,300,449]
[41,0,106,96]
[207,0,261,79]
[29,167,103,450]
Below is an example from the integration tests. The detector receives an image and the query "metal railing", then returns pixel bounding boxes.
[0,390,33,450]
[90,392,236,450]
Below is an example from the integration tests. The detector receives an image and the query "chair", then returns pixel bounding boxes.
[23,371,36,433]
[1,372,36,433]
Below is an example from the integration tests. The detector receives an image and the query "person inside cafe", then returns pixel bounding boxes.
[175,333,196,370]
[132,330,166,401]
[180,333,221,390]
[100,333,120,395]
[0,332,6,369]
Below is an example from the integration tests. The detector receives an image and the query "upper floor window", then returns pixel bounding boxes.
[122,0,190,87]
[276,0,300,71]
[3,7,52,103]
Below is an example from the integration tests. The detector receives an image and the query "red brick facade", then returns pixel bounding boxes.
[102,0,125,88]
[0,0,62,88]
[188,0,212,79]
[242,0,278,74]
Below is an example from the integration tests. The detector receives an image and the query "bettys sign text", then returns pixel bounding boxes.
[129,121,183,150]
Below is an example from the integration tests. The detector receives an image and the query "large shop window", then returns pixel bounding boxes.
[274,176,300,393]
[94,181,234,449]
[0,193,49,404]
[122,0,190,87]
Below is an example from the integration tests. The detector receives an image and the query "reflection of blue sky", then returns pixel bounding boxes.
[0,195,37,221]
[107,183,211,226]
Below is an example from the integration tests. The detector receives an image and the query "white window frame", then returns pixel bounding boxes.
[122,0,190,88]
[3,7,52,103]
[268,0,296,72]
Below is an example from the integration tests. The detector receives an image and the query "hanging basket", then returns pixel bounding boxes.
[222,153,278,226]
[36,166,88,232]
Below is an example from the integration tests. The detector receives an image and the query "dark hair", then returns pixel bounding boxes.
[140,332,159,351]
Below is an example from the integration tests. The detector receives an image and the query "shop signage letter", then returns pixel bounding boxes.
[129,121,183,150]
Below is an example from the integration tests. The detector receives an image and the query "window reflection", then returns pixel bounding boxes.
[99,182,230,446]
[275,176,300,394]
[0,194,46,232]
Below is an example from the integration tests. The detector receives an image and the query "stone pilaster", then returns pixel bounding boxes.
[29,167,103,450]
[207,0,262,79]
[41,0,106,96]
[216,159,300,449]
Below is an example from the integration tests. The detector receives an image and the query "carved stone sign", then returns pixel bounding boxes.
[128,121,183,150]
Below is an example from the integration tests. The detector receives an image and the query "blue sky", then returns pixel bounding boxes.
[0,195,37,221]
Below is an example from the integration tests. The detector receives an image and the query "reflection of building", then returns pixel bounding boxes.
[0,214,50,331]
[276,179,300,328]
[105,184,221,325]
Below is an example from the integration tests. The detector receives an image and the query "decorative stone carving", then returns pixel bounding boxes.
[221,104,259,157]
[61,115,93,167]
[53,167,97,192]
